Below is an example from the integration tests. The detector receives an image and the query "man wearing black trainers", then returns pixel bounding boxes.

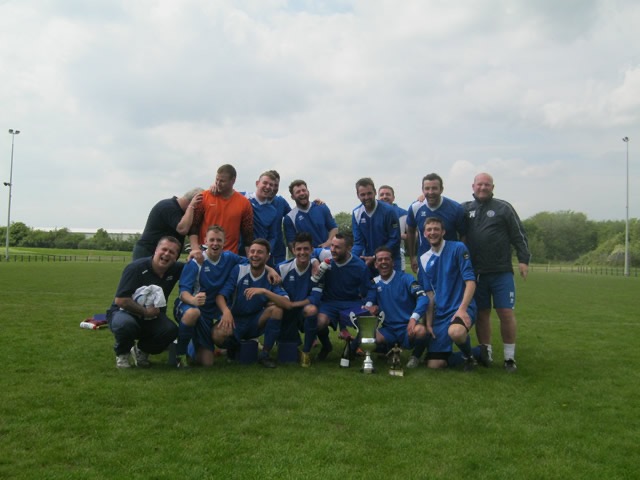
[463,173,530,372]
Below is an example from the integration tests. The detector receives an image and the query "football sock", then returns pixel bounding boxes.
[302,315,318,353]
[176,321,195,356]
[263,318,280,353]
[318,328,332,350]
[455,335,472,358]
[504,343,515,361]
[412,336,427,358]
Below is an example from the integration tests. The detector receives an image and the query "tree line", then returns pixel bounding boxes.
[0,222,139,252]
[2,211,638,266]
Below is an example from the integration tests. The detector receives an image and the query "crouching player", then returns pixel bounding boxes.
[174,225,279,367]
[214,239,289,368]
[419,217,478,371]
[364,246,429,369]
[312,232,371,362]
[274,232,320,367]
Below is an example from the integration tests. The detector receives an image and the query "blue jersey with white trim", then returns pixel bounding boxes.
[177,252,247,318]
[271,195,291,260]
[366,271,429,328]
[284,203,337,247]
[277,258,313,302]
[351,200,401,263]
[407,196,466,257]
[246,193,280,251]
[219,264,289,317]
[418,240,476,320]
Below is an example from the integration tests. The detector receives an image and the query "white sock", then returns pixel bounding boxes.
[504,343,515,361]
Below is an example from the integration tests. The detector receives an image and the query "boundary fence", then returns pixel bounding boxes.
[0,254,128,263]
[0,254,638,276]
[529,264,638,277]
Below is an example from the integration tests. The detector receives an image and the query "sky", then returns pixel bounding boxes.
[1,0,639,232]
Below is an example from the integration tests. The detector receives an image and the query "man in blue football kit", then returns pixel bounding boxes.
[364,247,429,369]
[378,185,409,272]
[284,179,338,251]
[244,172,280,265]
[267,170,292,266]
[311,233,372,361]
[351,177,402,273]
[215,239,289,368]
[419,217,478,371]
[407,173,466,273]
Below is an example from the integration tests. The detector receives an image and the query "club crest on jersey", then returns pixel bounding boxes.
[487,210,495,217]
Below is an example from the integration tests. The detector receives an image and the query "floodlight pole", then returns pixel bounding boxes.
[5,129,20,261]
[622,137,630,277]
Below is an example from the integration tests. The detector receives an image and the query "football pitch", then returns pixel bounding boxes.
[0,261,638,479]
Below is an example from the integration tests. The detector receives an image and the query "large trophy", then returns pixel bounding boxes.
[354,315,380,374]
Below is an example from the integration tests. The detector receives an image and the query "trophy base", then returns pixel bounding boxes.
[361,353,376,374]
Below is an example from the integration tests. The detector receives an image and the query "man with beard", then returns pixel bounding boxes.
[284,179,338,252]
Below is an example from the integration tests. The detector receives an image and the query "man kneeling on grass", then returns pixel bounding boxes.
[214,239,290,368]
[107,236,183,369]
[418,217,478,371]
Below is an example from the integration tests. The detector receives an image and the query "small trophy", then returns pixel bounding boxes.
[387,343,404,377]
[354,315,380,374]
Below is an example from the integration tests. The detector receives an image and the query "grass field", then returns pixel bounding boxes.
[0,261,638,479]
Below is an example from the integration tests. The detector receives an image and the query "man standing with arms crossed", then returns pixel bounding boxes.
[463,173,530,372]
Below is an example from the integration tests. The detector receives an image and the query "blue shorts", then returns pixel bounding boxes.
[175,302,219,352]
[318,300,364,329]
[428,307,477,354]
[233,312,265,342]
[475,272,516,310]
[378,324,412,349]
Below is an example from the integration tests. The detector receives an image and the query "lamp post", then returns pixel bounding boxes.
[622,136,629,277]
[4,129,20,261]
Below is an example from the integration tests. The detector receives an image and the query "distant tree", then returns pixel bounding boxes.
[526,211,597,261]
[333,212,352,234]
[10,222,31,246]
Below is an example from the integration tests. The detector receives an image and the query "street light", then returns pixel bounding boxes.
[622,136,629,277]
[5,129,20,261]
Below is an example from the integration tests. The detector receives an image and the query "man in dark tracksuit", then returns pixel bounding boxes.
[463,173,531,372]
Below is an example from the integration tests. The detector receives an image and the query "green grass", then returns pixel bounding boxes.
[0,263,638,479]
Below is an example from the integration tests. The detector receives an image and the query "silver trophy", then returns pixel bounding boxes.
[354,315,380,374]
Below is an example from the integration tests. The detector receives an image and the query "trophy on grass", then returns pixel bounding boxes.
[353,314,380,374]
[387,343,404,377]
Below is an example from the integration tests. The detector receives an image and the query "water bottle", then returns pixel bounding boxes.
[311,258,331,283]
[339,339,351,368]
[80,321,97,330]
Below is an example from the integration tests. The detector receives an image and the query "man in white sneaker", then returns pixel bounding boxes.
[107,236,183,368]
